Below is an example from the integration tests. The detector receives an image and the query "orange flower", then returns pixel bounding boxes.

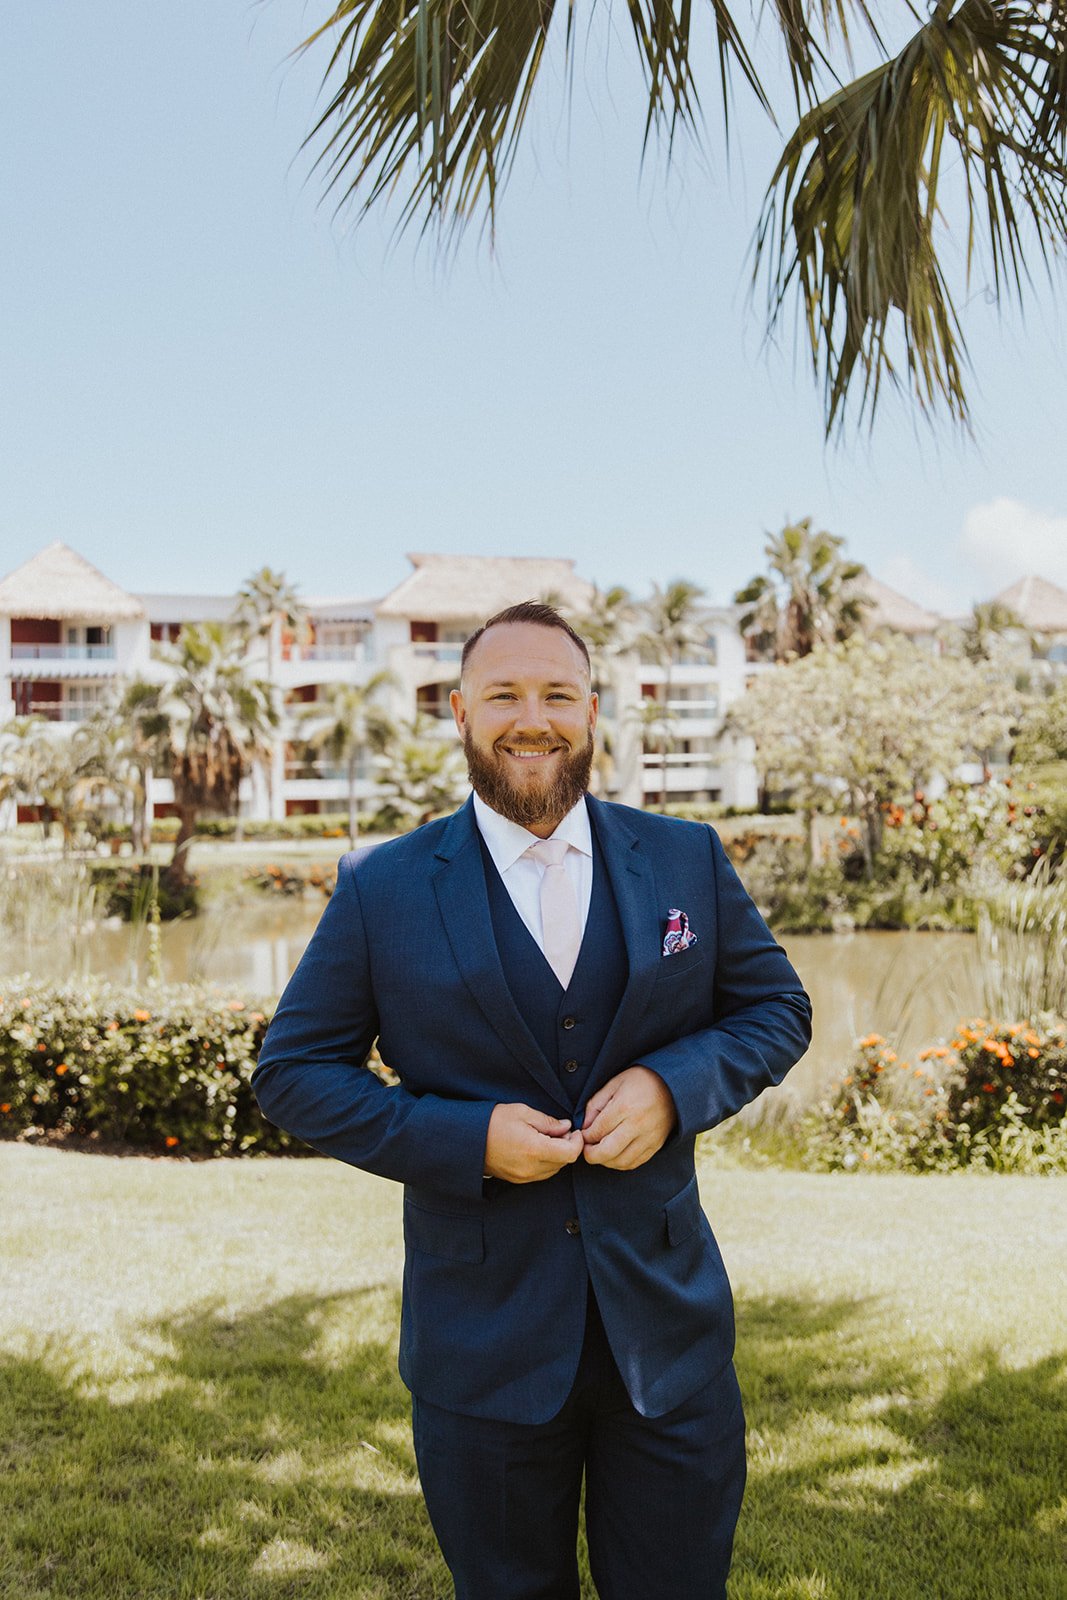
[858,1034,885,1049]
[107,1020,119,1031]
[981,1083,997,1093]
[37,1043,46,1052]
[165,1136,180,1147]
[55,1063,68,1075]
[0,1103,10,1114]
[1028,1048,1040,1059]
[134,1008,151,1022]
[227,1000,245,1012]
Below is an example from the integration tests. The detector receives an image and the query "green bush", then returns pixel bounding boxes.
[88,862,200,920]
[0,979,291,1155]
[805,1020,1067,1173]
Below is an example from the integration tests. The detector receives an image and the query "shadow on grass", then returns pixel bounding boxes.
[0,1289,1064,1599]
[734,1296,1067,1600]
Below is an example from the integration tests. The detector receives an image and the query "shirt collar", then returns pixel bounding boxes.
[472,790,592,876]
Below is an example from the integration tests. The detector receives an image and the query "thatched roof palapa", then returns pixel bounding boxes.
[0,541,145,620]
[376,554,595,623]
[854,574,943,635]
[994,575,1067,633]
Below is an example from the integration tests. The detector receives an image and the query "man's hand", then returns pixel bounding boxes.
[484,1103,585,1184]
[580,1066,677,1170]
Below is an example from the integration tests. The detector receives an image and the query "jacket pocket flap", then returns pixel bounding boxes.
[664,1174,702,1247]
[404,1202,485,1263]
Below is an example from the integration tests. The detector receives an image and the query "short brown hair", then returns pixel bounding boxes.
[460,601,591,680]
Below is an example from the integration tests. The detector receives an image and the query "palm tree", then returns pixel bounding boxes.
[0,717,53,838]
[111,678,172,855]
[577,584,638,693]
[151,624,279,892]
[232,565,309,677]
[960,600,1026,663]
[734,520,870,662]
[232,566,309,816]
[294,2,1067,433]
[637,578,709,805]
[373,714,468,831]
[293,673,396,847]
[625,696,678,809]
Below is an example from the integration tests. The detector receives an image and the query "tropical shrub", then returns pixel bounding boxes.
[242,862,337,898]
[806,1020,1067,1174]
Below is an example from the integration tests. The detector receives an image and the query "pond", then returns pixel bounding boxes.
[1,886,994,1112]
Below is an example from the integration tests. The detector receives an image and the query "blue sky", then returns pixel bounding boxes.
[3,2,1065,614]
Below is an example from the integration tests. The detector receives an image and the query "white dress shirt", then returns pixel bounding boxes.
[472,791,593,954]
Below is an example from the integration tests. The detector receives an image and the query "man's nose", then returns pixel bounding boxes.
[511,696,552,731]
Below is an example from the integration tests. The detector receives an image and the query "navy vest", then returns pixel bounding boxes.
[478,813,629,1110]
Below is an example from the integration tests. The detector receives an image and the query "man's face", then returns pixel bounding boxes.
[450,622,598,837]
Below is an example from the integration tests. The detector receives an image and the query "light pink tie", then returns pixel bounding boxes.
[526,837,582,989]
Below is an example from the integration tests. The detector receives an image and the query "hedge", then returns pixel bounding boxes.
[0,979,393,1156]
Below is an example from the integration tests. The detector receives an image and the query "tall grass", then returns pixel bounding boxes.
[976,858,1067,1019]
[0,857,102,980]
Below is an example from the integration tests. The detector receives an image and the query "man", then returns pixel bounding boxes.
[252,602,812,1599]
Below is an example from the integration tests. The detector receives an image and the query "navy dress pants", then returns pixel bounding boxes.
[411,1283,747,1600]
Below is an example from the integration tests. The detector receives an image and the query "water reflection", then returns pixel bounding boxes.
[1,895,990,1107]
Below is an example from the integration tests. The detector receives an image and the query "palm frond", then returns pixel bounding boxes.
[299,0,768,237]
[754,0,1067,433]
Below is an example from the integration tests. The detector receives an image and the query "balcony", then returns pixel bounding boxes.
[286,643,374,663]
[21,702,100,722]
[10,644,116,661]
[412,643,463,664]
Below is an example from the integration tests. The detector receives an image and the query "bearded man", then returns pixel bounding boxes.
[252,601,811,1600]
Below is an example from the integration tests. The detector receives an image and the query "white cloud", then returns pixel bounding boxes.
[960,498,1067,593]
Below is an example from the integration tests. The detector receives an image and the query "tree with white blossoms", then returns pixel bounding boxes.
[728,634,1024,873]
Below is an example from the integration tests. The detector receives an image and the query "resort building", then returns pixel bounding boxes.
[2,540,1065,830]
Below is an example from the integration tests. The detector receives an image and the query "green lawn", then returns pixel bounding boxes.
[1,1145,1065,1599]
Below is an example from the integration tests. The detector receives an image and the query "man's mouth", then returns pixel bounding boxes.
[498,744,565,760]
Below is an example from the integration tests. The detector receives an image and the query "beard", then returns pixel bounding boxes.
[463,727,594,830]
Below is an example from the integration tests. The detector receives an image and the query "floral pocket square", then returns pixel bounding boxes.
[662,908,697,956]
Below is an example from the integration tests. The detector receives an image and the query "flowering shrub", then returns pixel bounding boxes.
[242,863,337,898]
[880,781,1040,888]
[806,1019,1067,1174]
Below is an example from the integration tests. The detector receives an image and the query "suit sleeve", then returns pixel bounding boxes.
[637,825,812,1139]
[251,852,496,1200]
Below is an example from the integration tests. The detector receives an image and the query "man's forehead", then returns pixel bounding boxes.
[465,622,589,682]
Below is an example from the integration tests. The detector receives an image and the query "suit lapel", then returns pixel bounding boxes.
[432,799,571,1110]
[585,796,661,1086]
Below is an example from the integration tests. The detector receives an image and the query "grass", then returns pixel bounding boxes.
[1,1148,1066,1599]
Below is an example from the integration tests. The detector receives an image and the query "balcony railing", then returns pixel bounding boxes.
[284,760,375,782]
[664,700,720,719]
[285,644,373,663]
[10,644,116,660]
[20,702,102,722]
[412,643,463,663]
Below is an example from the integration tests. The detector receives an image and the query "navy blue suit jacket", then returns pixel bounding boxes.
[252,796,811,1423]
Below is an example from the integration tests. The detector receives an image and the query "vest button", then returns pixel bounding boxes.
[565,1218,581,1236]
[564,1058,579,1073]
[562,1016,577,1030]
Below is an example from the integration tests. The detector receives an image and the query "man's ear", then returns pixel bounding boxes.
[449,687,466,736]
[588,690,599,733]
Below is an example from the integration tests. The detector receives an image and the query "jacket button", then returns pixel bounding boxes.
[562,1016,576,1030]
[565,1218,581,1236]
[564,1058,579,1073]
